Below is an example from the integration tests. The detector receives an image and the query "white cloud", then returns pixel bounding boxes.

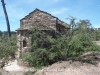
[50,8,68,15]
[7,6,26,20]
[0,0,66,22]
[0,0,28,22]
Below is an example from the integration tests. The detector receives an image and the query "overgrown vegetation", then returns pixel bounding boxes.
[21,17,100,68]
[0,17,100,69]
[0,35,17,68]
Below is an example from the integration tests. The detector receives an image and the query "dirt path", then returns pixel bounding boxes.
[0,60,34,75]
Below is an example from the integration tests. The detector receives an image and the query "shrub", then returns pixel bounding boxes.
[21,29,68,68]
[0,35,17,68]
[21,28,100,68]
[66,33,100,58]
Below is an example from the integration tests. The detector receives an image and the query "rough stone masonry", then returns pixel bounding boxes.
[16,8,69,58]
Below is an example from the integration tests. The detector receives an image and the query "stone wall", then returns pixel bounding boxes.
[56,19,69,35]
[20,9,57,30]
[16,30,32,58]
[16,9,70,59]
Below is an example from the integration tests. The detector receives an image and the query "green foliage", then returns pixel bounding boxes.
[66,18,100,57]
[0,35,17,68]
[23,27,100,68]
[93,28,100,41]
[21,18,100,68]
[0,31,3,36]
[22,29,68,68]
[0,31,16,36]
[66,33,100,58]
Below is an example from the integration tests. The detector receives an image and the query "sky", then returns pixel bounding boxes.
[0,0,100,31]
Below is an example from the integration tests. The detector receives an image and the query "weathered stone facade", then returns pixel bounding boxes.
[16,8,69,58]
[20,9,56,30]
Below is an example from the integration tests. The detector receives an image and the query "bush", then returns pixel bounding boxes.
[21,28,100,68]
[66,33,100,58]
[21,29,68,68]
[0,35,17,68]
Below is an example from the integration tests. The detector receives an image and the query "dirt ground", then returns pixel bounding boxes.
[33,51,100,75]
[0,60,100,75]
[0,41,100,75]
[0,70,24,75]
[0,60,34,75]
[33,61,100,75]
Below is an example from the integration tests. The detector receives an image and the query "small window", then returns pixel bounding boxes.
[23,40,27,47]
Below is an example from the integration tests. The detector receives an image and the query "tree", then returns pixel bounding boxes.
[94,28,100,41]
[1,0,11,39]
[76,20,92,34]
[0,31,3,36]
[67,16,76,36]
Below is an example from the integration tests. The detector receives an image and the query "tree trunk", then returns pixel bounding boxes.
[1,0,11,39]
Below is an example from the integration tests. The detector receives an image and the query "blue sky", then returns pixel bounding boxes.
[0,0,100,31]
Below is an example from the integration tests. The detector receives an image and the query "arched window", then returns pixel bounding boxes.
[23,40,27,47]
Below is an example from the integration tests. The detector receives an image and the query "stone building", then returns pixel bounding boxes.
[16,8,69,58]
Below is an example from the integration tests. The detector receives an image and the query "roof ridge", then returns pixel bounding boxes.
[20,8,69,28]
[20,8,57,21]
